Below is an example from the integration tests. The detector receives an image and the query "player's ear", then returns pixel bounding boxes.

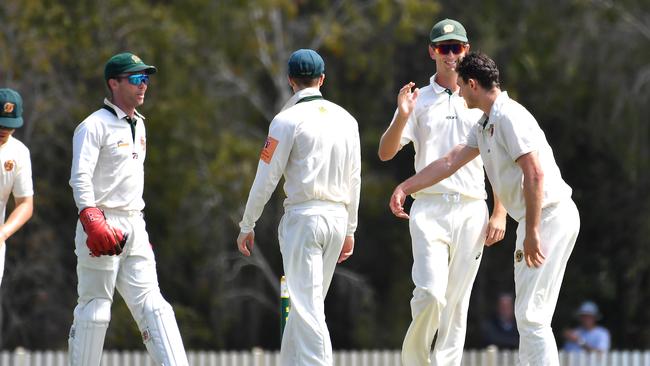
[464,43,470,53]
[428,44,436,60]
[468,78,477,90]
[318,74,325,87]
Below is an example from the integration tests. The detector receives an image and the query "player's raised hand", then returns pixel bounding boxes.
[237,230,255,256]
[390,184,410,219]
[523,231,545,267]
[397,82,419,118]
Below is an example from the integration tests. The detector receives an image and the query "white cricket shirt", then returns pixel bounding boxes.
[465,92,572,221]
[240,88,361,236]
[70,98,147,212]
[0,136,33,224]
[392,75,486,199]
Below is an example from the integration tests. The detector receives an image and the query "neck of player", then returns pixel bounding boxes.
[435,71,459,93]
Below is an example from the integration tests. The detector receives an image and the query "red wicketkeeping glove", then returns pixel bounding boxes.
[78,207,128,256]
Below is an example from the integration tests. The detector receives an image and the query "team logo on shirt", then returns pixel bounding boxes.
[116,140,129,148]
[515,249,523,263]
[260,136,279,164]
[319,106,327,113]
[4,160,14,172]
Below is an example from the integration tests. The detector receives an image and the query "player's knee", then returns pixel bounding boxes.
[413,287,445,306]
[142,290,173,315]
[411,287,445,309]
[74,298,112,324]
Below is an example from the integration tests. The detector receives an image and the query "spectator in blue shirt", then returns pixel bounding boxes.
[563,301,611,352]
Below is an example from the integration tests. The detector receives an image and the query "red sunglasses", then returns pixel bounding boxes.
[432,43,466,55]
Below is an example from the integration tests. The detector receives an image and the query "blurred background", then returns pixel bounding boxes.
[0,0,649,353]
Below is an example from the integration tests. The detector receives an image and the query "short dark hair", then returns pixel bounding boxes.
[457,52,500,89]
[290,76,321,89]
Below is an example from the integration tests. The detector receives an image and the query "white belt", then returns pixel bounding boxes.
[100,207,143,217]
[285,200,346,212]
[413,192,479,203]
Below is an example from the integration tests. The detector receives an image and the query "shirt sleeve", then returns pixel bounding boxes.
[346,123,361,236]
[497,110,539,161]
[69,119,101,211]
[465,123,479,148]
[239,117,295,233]
[12,146,34,198]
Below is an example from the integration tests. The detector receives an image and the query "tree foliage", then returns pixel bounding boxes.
[0,0,648,351]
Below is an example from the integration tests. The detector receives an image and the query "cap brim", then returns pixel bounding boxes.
[431,34,468,43]
[123,65,157,75]
[0,116,23,128]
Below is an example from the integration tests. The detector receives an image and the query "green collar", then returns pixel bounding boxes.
[296,95,324,104]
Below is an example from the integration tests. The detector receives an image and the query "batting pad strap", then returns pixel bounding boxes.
[142,301,189,366]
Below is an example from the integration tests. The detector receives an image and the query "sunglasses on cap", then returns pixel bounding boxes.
[432,43,466,55]
[117,74,150,85]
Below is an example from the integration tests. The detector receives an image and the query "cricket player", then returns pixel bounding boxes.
[236,48,361,366]
[390,52,580,366]
[68,52,188,366]
[0,88,34,285]
[378,19,506,366]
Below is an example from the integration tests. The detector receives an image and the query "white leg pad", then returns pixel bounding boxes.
[68,299,112,366]
[141,297,188,366]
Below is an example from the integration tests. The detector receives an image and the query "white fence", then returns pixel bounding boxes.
[1,349,650,366]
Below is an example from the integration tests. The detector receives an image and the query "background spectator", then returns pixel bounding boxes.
[563,301,611,352]
[481,293,519,349]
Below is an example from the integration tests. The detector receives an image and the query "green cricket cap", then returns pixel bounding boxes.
[430,18,468,43]
[0,88,23,128]
[288,49,325,78]
[104,52,157,80]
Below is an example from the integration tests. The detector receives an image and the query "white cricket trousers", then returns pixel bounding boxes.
[278,201,348,366]
[514,199,580,366]
[69,210,188,366]
[402,194,488,366]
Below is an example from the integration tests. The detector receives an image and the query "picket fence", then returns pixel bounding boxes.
[1,349,650,366]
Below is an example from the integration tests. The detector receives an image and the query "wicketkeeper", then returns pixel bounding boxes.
[67,52,188,366]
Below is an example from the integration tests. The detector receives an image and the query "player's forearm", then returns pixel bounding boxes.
[522,167,544,235]
[0,196,33,240]
[491,187,508,219]
[401,144,477,195]
[239,163,282,232]
[400,156,454,195]
[378,114,408,161]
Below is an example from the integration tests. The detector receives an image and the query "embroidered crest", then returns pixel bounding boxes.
[515,249,523,263]
[443,24,454,33]
[3,102,14,113]
[260,136,279,164]
[4,160,15,172]
[142,329,150,342]
[131,55,142,64]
